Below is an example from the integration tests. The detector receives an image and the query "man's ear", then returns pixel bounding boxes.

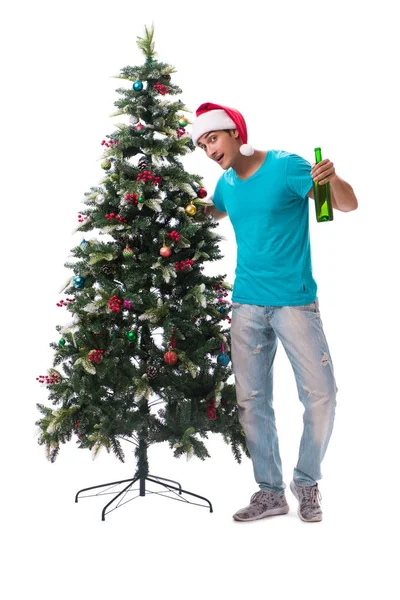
[229,129,240,139]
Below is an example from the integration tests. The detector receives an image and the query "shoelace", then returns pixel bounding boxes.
[300,485,322,506]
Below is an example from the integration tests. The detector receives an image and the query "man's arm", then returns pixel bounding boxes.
[308,159,358,212]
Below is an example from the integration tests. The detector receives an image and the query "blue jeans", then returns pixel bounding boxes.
[231,299,337,493]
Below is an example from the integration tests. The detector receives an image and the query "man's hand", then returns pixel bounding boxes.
[311,158,336,186]
[201,198,228,221]
[309,159,358,212]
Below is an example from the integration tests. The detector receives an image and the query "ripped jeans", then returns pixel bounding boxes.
[231,299,337,492]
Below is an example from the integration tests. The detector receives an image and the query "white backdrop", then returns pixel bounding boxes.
[1,0,399,598]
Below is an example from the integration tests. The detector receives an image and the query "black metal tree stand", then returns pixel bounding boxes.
[75,438,213,521]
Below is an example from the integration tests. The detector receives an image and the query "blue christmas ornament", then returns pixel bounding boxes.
[217,353,230,367]
[73,275,85,289]
[219,306,227,314]
[80,239,89,248]
[133,81,143,91]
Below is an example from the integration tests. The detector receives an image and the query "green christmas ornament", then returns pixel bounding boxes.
[59,338,66,346]
[127,331,137,342]
[101,159,112,170]
[138,196,145,203]
[178,116,188,127]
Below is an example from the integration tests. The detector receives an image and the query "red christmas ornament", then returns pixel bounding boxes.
[164,350,178,365]
[160,245,172,257]
[198,187,207,199]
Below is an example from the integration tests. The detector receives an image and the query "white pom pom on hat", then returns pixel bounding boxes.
[191,102,254,156]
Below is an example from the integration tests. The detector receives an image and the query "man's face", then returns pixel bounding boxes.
[197,130,239,170]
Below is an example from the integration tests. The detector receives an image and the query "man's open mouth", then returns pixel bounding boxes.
[216,154,224,164]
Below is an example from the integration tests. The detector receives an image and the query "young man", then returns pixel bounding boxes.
[192,102,358,523]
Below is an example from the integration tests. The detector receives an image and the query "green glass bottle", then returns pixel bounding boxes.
[313,147,333,222]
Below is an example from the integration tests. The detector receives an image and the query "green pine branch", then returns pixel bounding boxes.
[136,24,156,60]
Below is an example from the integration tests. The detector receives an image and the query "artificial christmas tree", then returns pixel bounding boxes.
[36,25,248,520]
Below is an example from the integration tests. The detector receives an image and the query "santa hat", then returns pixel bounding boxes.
[191,102,254,156]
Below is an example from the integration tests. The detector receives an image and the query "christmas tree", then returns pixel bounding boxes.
[36,25,248,481]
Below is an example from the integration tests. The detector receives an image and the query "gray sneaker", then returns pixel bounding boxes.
[290,481,322,522]
[233,490,290,521]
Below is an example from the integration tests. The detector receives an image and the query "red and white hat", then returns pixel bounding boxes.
[191,102,254,156]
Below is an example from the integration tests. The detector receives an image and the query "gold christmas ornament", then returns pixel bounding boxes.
[185,203,197,216]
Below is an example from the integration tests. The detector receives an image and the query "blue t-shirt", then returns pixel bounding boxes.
[212,150,317,306]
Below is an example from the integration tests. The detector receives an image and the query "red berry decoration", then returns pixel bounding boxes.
[56,298,75,307]
[207,398,217,420]
[105,213,128,224]
[164,350,178,366]
[101,139,119,148]
[137,170,153,182]
[88,349,105,363]
[154,82,169,95]
[125,193,139,205]
[175,259,194,271]
[198,187,207,199]
[36,374,61,384]
[108,295,122,312]
[167,230,181,242]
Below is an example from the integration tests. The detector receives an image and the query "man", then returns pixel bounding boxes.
[191,102,358,522]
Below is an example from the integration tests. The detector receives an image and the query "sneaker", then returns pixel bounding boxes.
[232,490,290,521]
[290,481,322,522]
